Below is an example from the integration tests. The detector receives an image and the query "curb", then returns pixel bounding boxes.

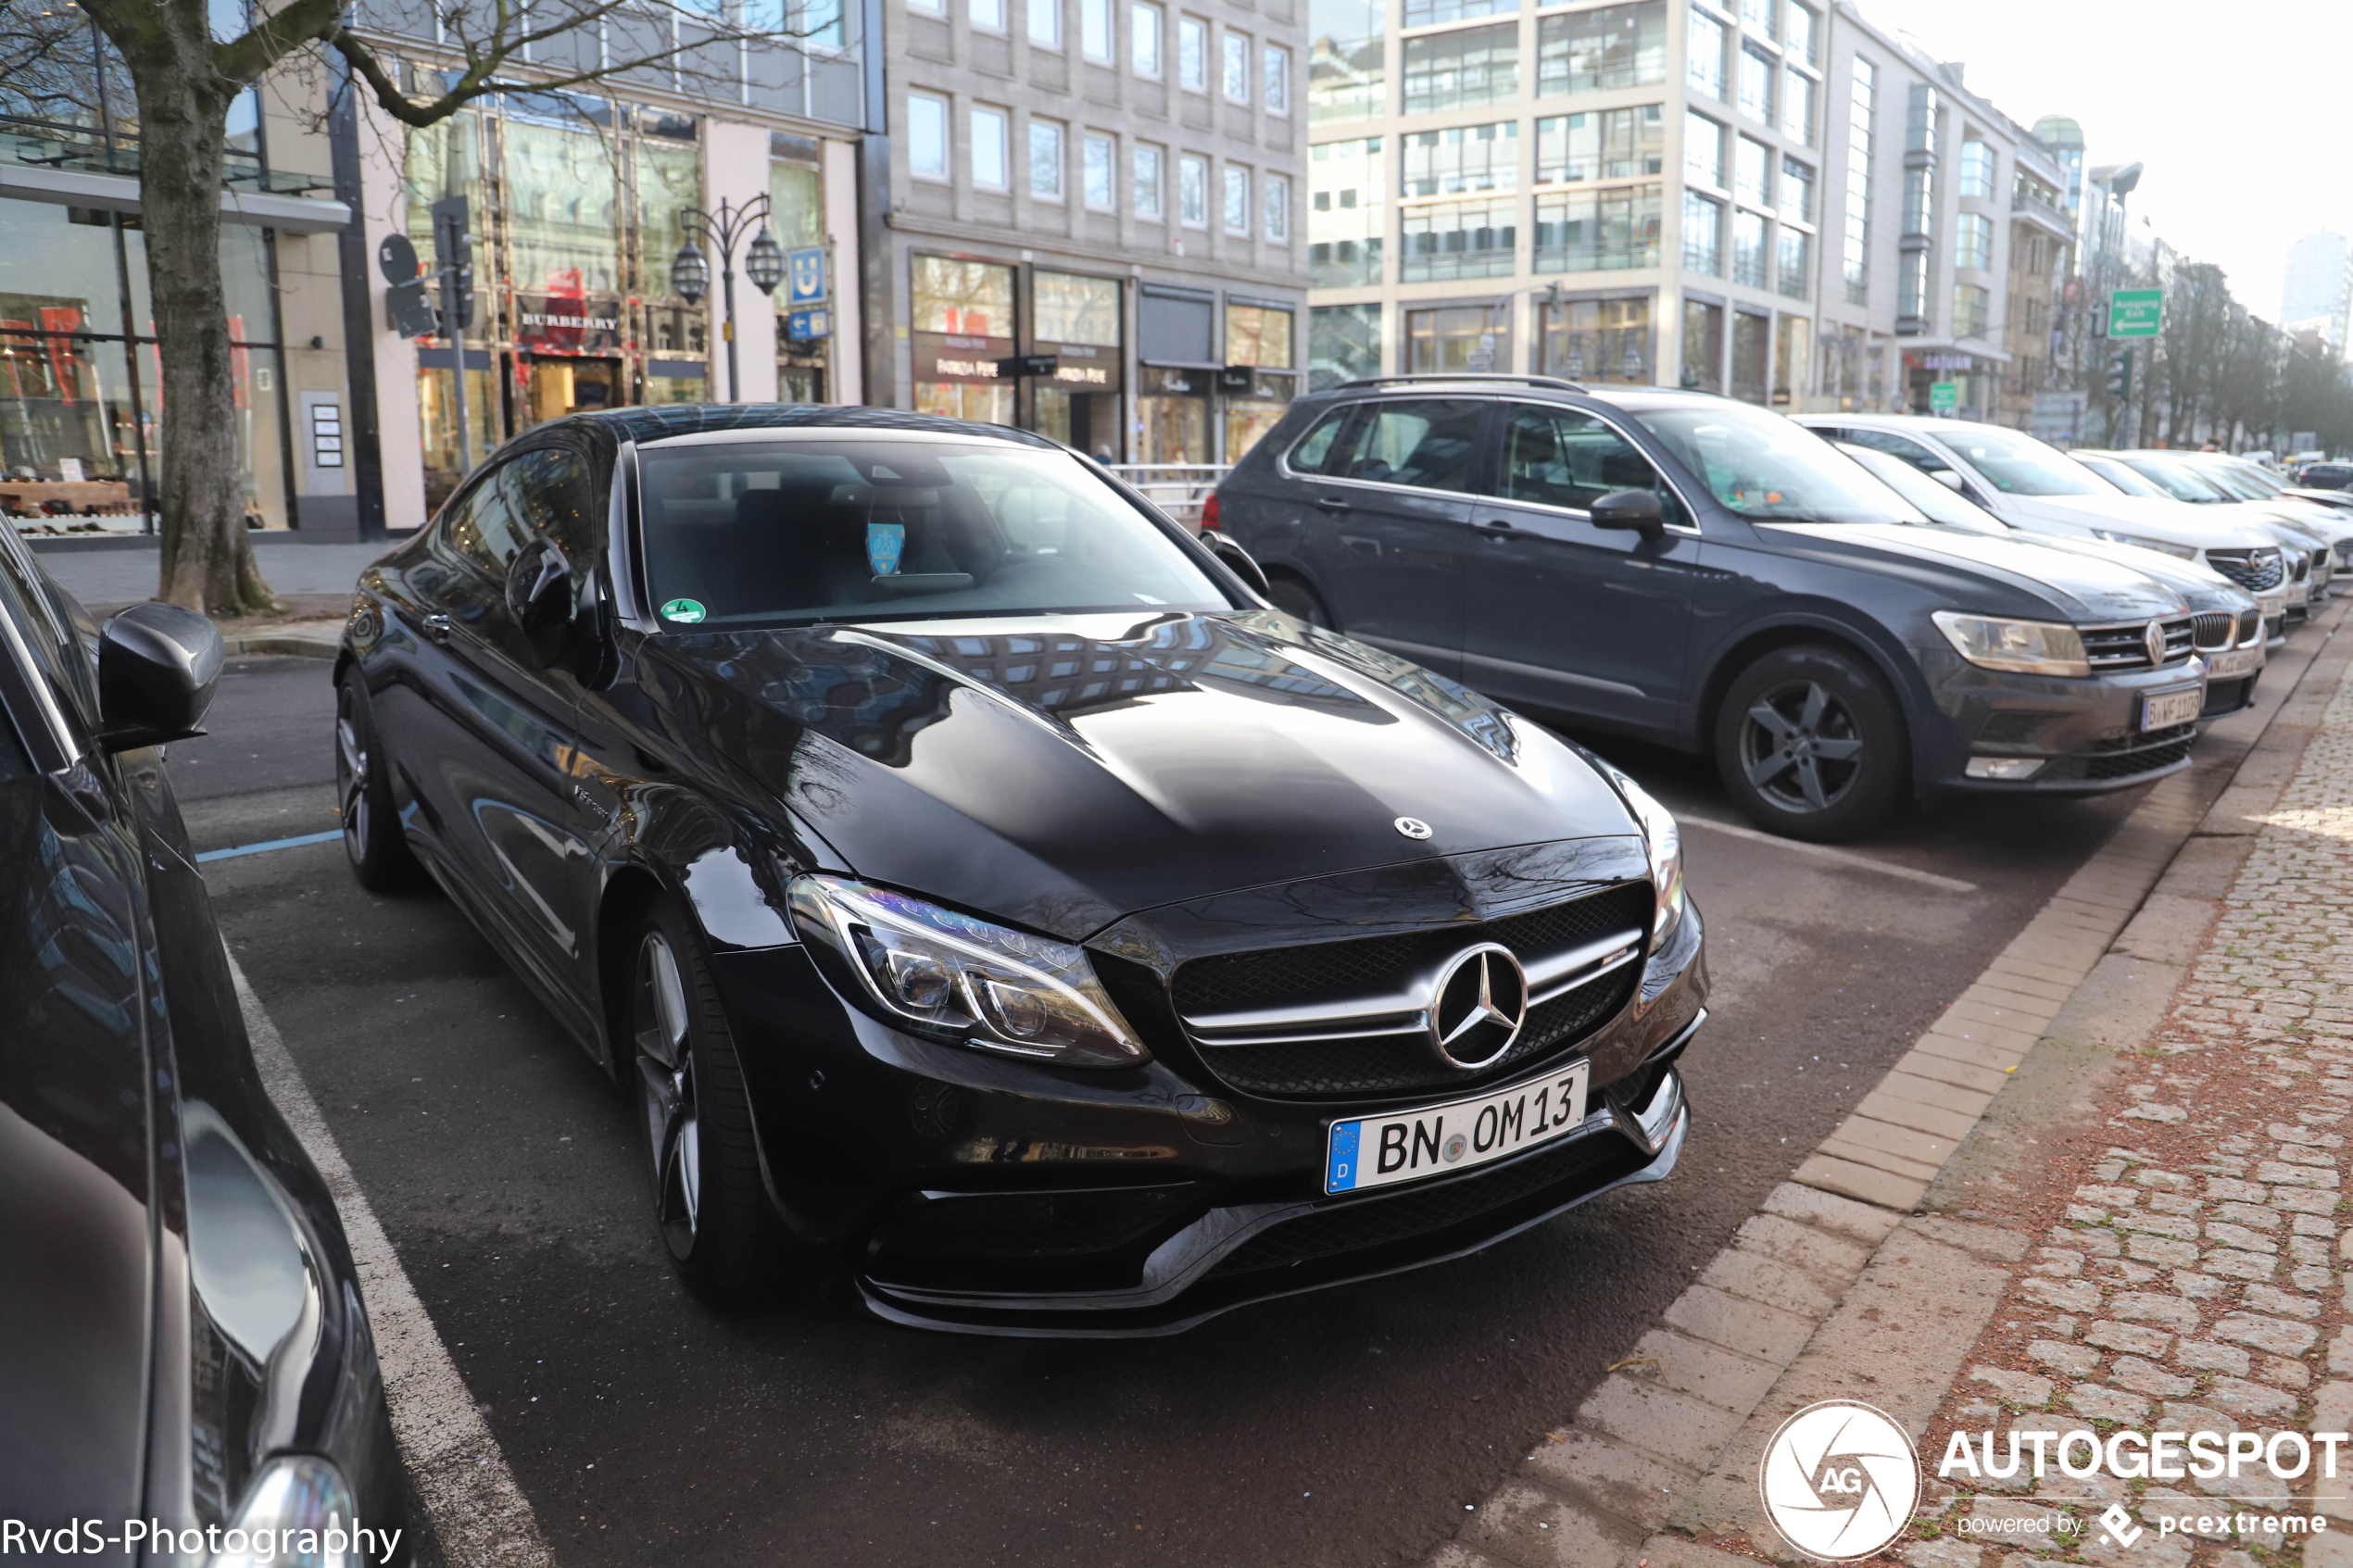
[1428,598,2353,1568]
[221,622,343,659]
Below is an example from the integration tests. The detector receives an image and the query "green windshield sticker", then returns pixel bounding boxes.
[660,598,706,624]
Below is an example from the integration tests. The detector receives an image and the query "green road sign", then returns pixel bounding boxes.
[2110,288,2163,339]
[1930,381,1959,413]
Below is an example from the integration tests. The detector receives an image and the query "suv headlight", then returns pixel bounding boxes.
[1931,611,2093,677]
[2088,529,2199,560]
[208,1455,364,1568]
[788,874,1149,1068]
[1592,762,1685,946]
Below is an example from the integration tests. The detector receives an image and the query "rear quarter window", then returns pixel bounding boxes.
[1284,406,1356,476]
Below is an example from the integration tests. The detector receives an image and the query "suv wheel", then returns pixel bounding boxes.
[1265,572,1333,629]
[1714,645,1906,842]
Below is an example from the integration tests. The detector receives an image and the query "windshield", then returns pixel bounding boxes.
[2118,455,2230,503]
[1629,403,1922,524]
[2220,460,2288,495]
[635,439,1232,629]
[2077,455,2169,498]
[1838,445,2006,533]
[1936,426,2110,495]
[2186,460,2276,501]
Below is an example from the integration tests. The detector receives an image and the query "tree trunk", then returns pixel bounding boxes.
[100,7,280,615]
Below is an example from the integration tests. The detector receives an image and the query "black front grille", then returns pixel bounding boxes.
[1173,883,1653,1100]
[2080,617,2196,671]
[2238,608,2263,644]
[2202,677,2253,719]
[2081,734,2195,780]
[870,1185,1198,1261]
[2192,611,2236,651]
[2208,549,2284,593]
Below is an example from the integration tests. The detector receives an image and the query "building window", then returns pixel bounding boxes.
[1228,303,1293,366]
[1310,0,1386,123]
[1533,183,1661,273]
[1135,143,1164,215]
[972,106,1009,188]
[1731,309,1768,403]
[1687,8,1726,100]
[1682,191,1723,274]
[1030,119,1064,198]
[973,0,1007,31]
[1953,282,1990,337]
[1682,297,1723,392]
[1311,302,1381,390]
[1405,119,1518,195]
[1734,134,1770,208]
[911,0,944,15]
[1179,15,1206,87]
[1957,139,1994,200]
[1777,226,1809,299]
[1265,173,1290,239]
[1781,69,1815,145]
[1224,31,1251,99]
[1265,45,1290,112]
[1731,208,1768,287]
[909,93,950,178]
[1310,136,1384,284]
[1134,3,1163,75]
[1737,45,1774,124]
[913,255,1016,335]
[1781,156,1815,223]
[1401,196,1516,281]
[1081,0,1112,57]
[1685,109,1724,189]
[1954,210,1991,270]
[1785,2,1818,64]
[1029,0,1061,46]
[1403,22,1516,114]
[1773,312,1807,404]
[1179,153,1208,225]
[1403,0,1515,20]
[1537,2,1666,95]
[1084,133,1115,207]
[1539,296,1651,383]
[1224,165,1251,232]
[1843,57,1873,306]
[1534,106,1661,183]
[1406,303,1510,372]
[1740,0,1774,36]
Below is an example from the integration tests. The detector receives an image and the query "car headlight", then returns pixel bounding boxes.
[208,1454,365,1568]
[1592,762,1684,946]
[1931,611,2093,677]
[788,874,1149,1068]
[2088,529,2199,560]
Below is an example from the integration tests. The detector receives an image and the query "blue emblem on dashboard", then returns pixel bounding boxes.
[866,521,906,576]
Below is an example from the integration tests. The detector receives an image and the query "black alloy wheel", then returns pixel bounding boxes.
[1264,572,1334,629]
[334,674,417,890]
[628,897,778,1301]
[1714,645,1906,842]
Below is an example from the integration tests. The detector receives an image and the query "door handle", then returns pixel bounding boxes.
[422,613,455,645]
[1313,495,1353,512]
[1475,518,1516,533]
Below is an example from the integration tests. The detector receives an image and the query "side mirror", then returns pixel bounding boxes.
[505,536,575,668]
[1931,469,1967,492]
[1590,487,1667,539]
[1207,531,1272,597]
[96,602,223,752]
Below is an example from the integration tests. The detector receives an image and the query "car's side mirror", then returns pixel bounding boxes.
[96,602,223,752]
[1590,488,1667,539]
[1931,469,1967,492]
[1207,531,1272,597]
[505,536,575,668]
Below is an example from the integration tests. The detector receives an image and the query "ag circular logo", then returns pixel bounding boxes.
[1757,1399,1919,1561]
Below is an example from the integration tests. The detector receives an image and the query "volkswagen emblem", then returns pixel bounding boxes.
[1394,816,1434,840]
[1427,943,1529,1070]
[2144,620,2167,666]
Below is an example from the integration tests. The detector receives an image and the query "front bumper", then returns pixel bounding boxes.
[1918,653,2208,797]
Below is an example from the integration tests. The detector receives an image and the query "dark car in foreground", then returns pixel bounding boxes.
[0,526,407,1562]
[333,405,1705,1336]
[1214,377,2218,841]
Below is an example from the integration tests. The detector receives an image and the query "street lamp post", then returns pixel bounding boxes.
[671,196,786,403]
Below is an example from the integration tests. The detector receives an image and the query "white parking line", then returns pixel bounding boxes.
[230,957,555,1568]
[1678,813,1981,894]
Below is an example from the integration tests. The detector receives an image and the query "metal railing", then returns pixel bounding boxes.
[1109,464,1229,530]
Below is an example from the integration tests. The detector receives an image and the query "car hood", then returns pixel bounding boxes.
[2015,534,2252,611]
[1765,521,2187,621]
[642,610,1640,940]
[1993,491,2284,550]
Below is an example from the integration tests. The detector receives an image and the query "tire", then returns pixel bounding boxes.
[1265,571,1334,629]
[1712,644,1907,843]
[628,896,782,1303]
[335,673,419,891]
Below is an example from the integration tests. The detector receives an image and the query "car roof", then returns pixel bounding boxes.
[1297,375,1741,415]
[535,403,1064,452]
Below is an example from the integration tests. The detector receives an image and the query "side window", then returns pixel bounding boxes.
[1499,406,1670,513]
[501,446,597,560]
[441,460,530,578]
[1344,399,1484,494]
[1845,429,1950,474]
[1286,406,1355,476]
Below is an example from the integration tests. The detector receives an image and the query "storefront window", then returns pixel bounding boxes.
[1310,302,1381,390]
[913,255,1017,427]
[505,116,623,297]
[1539,296,1651,383]
[1033,270,1121,458]
[1680,297,1722,393]
[1731,309,1770,404]
[1406,304,1510,372]
[1223,304,1295,461]
[1137,370,1210,464]
[1226,304,1293,368]
[634,135,700,297]
[913,257,1014,335]
[417,358,500,514]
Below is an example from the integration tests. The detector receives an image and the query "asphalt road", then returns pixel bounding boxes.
[185,652,2154,1568]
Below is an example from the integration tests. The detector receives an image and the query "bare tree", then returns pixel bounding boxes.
[35,0,823,615]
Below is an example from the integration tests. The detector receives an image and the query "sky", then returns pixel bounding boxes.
[1849,0,2353,321]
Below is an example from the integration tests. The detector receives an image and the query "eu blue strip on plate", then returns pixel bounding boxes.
[195,829,344,863]
[1326,1121,1362,1194]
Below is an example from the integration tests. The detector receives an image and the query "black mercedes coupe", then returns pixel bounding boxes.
[334,406,1707,1336]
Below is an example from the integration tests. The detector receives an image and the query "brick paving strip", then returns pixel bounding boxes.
[1426,600,2353,1568]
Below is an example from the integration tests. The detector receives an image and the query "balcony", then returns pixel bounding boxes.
[2010,190,2075,240]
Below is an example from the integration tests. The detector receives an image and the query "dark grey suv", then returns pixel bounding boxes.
[1212,377,2222,840]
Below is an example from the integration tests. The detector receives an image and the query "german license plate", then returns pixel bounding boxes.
[2259,592,2287,619]
[2207,647,2259,679]
[1325,1062,1590,1196]
[2141,686,2202,730]
[2288,581,2312,607]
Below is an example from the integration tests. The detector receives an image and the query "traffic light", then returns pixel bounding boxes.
[430,195,474,331]
[2106,346,2133,400]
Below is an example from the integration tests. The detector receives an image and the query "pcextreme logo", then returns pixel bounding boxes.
[1758,1399,1923,1561]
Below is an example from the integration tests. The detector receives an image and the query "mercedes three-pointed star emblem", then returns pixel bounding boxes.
[1428,942,1531,1070]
